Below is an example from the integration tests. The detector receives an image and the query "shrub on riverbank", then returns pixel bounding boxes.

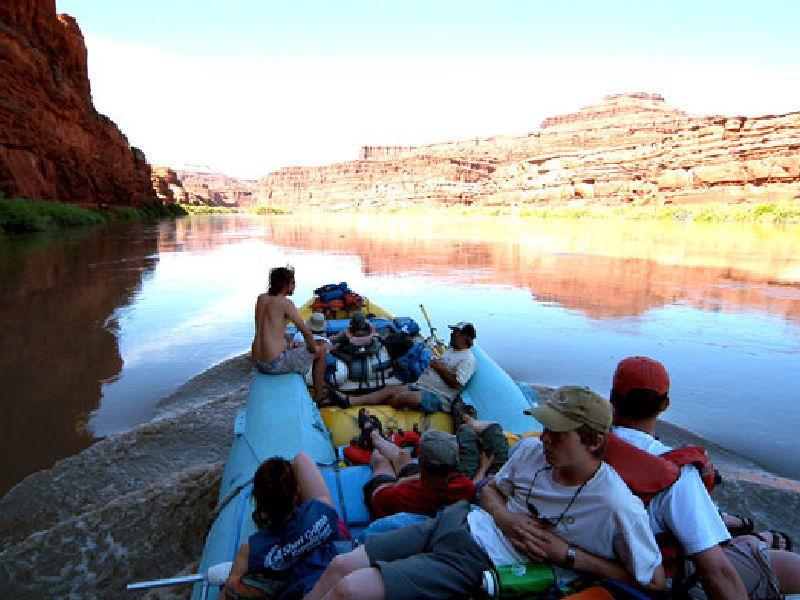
[516,201,800,223]
[0,196,188,234]
[0,195,106,233]
[179,204,244,214]
[377,200,800,224]
[178,204,290,215]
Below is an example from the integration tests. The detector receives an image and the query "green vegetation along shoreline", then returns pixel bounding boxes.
[178,204,289,215]
[4,197,798,233]
[376,200,800,224]
[182,200,800,224]
[0,196,188,235]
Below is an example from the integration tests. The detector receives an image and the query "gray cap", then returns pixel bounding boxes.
[419,429,458,469]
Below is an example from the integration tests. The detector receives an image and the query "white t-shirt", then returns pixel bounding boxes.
[467,438,661,586]
[415,347,476,408]
[611,426,730,556]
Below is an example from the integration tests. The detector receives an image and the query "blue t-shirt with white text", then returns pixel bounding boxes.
[247,499,341,599]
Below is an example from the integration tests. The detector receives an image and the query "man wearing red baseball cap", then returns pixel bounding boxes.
[608,356,791,599]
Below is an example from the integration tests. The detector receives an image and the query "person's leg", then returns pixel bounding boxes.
[477,423,510,474]
[371,432,413,474]
[386,389,425,410]
[455,424,481,479]
[305,546,371,600]
[752,530,793,551]
[293,452,334,507]
[325,567,386,600]
[770,550,800,594]
[312,341,329,403]
[370,449,396,478]
[461,414,497,435]
[723,536,783,599]
[347,385,405,406]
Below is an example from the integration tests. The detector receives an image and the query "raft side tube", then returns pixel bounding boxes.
[462,346,541,436]
[193,373,336,600]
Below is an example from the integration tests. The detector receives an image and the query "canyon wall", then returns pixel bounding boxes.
[255,93,800,209]
[151,167,256,206]
[0,0,156,205]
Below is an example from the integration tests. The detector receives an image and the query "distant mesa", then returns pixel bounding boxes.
[255,91,800,210]
[151,166,256,207]
[0,0,156,206]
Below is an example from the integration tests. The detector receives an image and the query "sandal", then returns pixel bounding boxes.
[725,513,755,537]
[755,530,793,552]
[357,410,383,451]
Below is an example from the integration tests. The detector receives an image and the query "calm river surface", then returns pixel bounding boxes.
[1,214,799,495]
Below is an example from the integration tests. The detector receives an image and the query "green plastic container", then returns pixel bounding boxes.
[481,562,556,598]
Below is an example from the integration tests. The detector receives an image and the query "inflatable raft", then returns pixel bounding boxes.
[188,314,539,599]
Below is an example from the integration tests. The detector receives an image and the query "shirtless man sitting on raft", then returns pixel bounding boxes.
[251,266,329,404]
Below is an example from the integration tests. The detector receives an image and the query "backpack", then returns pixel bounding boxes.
[393,342,432,384]
[382,330,415,361]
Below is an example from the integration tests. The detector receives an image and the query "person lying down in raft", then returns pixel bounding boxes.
[326,321,477,412]
[222,453,348,600]
[304,387,666,600]
[362,423,491,520]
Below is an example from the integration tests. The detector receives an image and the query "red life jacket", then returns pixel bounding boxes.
[604,432,716,580]
[604,432,715,506]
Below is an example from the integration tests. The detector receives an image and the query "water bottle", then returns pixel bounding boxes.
[480,562,556,598]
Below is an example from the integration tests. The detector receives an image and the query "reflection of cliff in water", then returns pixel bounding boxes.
[231,216,800,321]
[0,226,158,497]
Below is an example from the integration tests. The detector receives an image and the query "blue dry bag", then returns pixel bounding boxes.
[393,342,432,384]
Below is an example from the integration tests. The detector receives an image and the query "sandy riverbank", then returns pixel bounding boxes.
[0,355,797,599]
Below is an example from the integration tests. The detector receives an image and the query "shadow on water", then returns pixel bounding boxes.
[0,224,159,497]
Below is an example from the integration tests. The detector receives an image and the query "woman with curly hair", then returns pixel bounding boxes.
[223,452,347,599]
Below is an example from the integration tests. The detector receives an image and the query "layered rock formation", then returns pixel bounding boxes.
[176,170,256,206]
[151,167,187,205]
[255,93,800,209]
[0,0,156,205]
[151,167,256,206]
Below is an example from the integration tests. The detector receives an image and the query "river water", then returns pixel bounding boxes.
[1,214,799,497]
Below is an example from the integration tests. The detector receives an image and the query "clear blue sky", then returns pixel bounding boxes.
[57,0,800,178]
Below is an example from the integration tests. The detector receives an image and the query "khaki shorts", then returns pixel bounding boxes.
[688,537,781,599]
[254,347,313,375]
[723,537,781,600]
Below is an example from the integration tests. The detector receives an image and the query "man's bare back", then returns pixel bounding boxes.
[252,293,306,361]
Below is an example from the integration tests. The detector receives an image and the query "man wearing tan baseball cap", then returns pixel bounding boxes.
[475,385,665,592]
[306,387,665,600]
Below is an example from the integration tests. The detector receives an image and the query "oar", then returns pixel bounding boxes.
[419,304,446,357]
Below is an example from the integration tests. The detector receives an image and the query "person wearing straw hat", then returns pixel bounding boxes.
[293,312,332,348]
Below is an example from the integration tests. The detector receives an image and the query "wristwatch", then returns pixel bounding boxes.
[563,544,577,569]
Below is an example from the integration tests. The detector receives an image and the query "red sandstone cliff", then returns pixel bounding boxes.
[0,0,156,205]
[255,93,800,209]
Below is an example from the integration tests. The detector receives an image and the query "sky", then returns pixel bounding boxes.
[57,0,800,179]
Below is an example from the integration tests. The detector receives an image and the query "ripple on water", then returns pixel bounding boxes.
[0,355,252,599]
